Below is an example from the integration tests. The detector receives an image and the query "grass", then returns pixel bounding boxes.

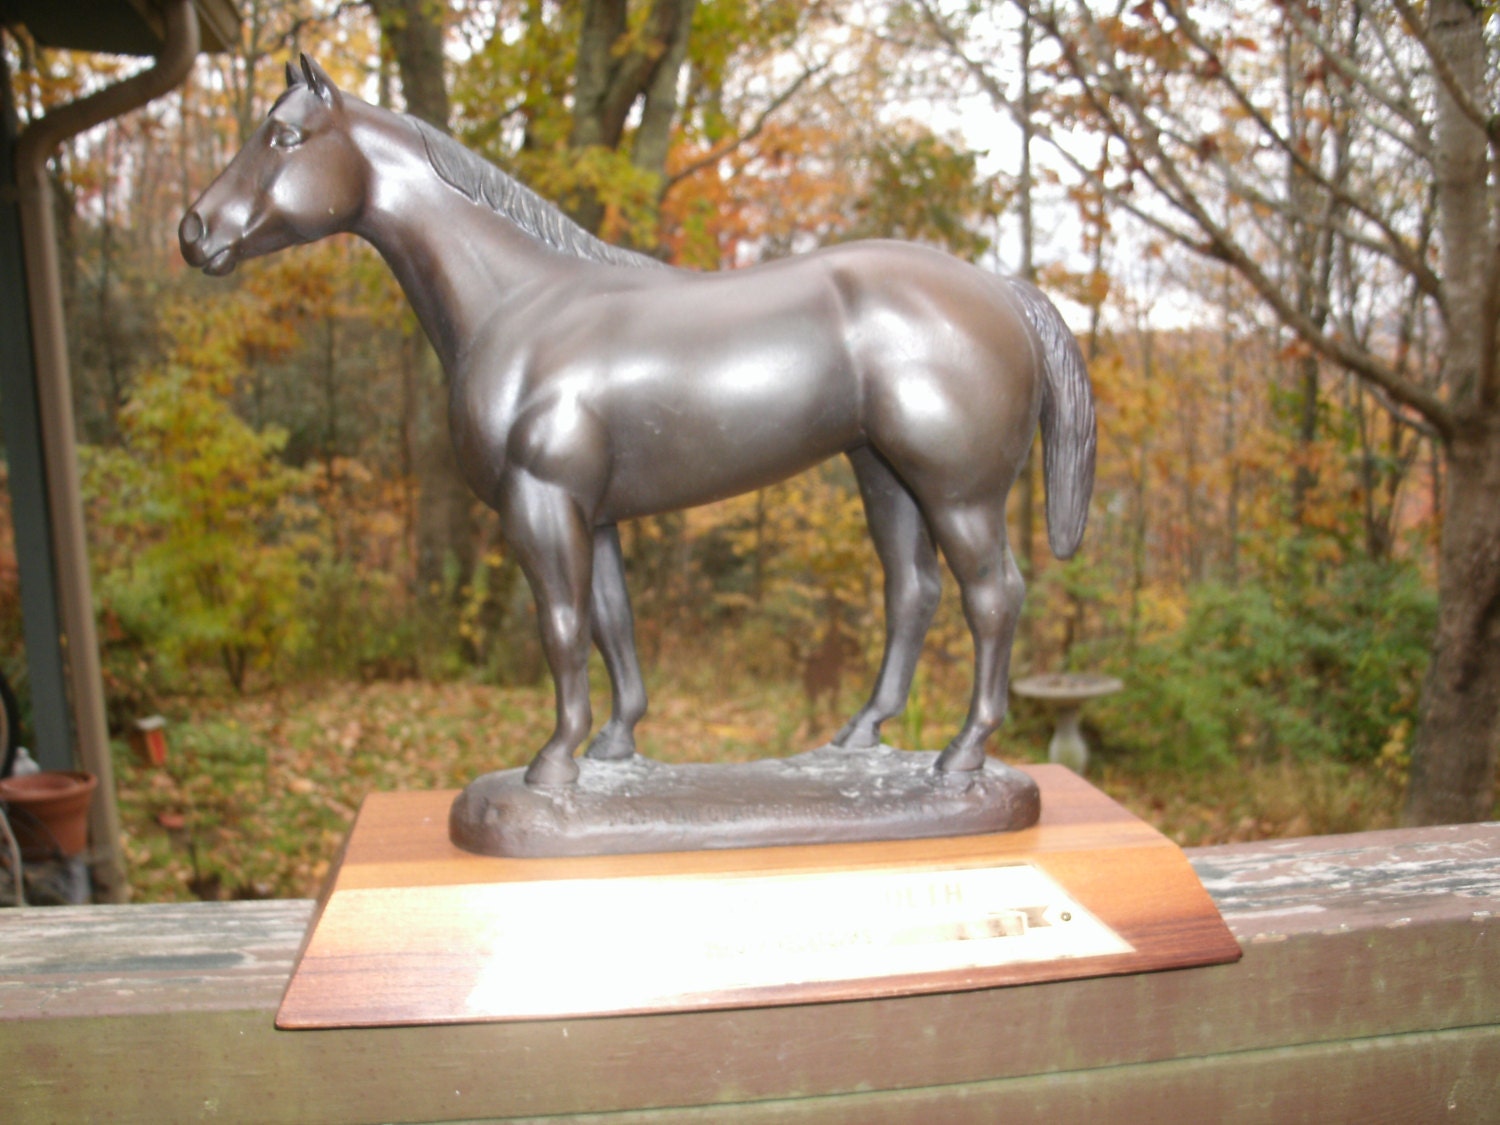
[111,654,1406,902]
[1094,755,1402,847]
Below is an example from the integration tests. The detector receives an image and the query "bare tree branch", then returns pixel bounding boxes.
[662,59,831,192]
[1203,155,1443,304]
[1030,0,1457,436]
[1273,1,1428,136]
[1391,0,1495,143]
[919,0,1455,434]
[1157,1,1438,296]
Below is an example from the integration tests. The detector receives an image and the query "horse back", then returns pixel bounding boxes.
[459,242,1040,521]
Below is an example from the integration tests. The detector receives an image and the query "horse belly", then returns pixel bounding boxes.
[596,330,859,520]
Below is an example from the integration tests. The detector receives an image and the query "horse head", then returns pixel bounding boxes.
[180,55,367,276]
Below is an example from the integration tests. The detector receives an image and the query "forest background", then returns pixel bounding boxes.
[1,0,1495,901]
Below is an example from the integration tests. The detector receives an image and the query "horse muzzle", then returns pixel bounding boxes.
[179,210,239,276]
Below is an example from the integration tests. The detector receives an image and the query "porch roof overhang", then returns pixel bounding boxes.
[1,0,237,55]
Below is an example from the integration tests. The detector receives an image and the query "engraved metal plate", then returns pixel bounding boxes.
[458,863,1132,1019]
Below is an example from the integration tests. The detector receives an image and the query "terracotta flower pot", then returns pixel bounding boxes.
[0,770,97,858]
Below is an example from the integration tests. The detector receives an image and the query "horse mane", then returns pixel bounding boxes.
[408,116,666,271]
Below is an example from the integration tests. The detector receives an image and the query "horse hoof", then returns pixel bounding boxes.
[524,754,579,788]
[583,730,635,762]
[935,744,985,773]
[832,719,879,750]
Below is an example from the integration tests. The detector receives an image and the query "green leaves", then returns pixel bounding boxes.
[1077,560,1437,773]
[85,364,319,696]
[840,128,1006,260]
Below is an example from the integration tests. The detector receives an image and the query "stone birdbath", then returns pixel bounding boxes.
[1011,673,1124,775]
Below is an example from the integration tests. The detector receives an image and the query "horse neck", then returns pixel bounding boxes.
[347,108,571,374]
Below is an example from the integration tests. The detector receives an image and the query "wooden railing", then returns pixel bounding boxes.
[3,823,1498,1123]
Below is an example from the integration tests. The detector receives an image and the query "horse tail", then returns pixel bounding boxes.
[1009,278,1096,560]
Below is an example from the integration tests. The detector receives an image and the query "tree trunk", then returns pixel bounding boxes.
[368,0,452,130]
[1404,0,1497,824]
[1405,419,1500,823]
[366,0,477,590]
[1219,265,1240,585]
[1014,2,1037,580]
[1126,311,1154,653]
[630,1,694,185]
[569,0,696,236]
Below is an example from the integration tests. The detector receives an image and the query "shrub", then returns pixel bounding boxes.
[84,366,320,703]
[1079,560,1436,772]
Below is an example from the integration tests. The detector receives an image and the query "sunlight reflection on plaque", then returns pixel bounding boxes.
[464,864,1133,1018]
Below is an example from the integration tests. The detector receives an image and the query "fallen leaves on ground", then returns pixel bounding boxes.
[111,675,1402,902]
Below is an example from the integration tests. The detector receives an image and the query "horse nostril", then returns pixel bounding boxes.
[180,211,204,245]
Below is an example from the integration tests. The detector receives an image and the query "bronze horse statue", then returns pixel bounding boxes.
[182,57,1096,791]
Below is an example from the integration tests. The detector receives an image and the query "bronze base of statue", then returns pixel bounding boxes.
[449,744,1041,858]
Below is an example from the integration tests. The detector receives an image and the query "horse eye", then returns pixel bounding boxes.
[271,124,303,149]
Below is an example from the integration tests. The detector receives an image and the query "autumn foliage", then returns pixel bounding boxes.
[1,0,1489,899]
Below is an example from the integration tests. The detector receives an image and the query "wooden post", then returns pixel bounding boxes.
[0,50,77,776]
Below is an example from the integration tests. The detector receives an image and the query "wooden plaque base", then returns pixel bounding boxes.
[277,765,1241,1029]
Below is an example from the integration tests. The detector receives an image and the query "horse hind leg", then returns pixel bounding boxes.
[833,447,942,750]
[584,524,646,762]
[925,498,1026,773]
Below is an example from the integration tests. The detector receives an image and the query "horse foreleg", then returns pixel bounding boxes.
[584,524,646,762]
[926,500,1025,773]
[833,447,942,750]
[501,473,594,788]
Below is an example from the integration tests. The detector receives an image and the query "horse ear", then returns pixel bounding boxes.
[285,61,304,89]
[299,53,342,108]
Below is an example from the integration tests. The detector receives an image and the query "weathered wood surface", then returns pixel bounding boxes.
[2,822,1497,1123]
